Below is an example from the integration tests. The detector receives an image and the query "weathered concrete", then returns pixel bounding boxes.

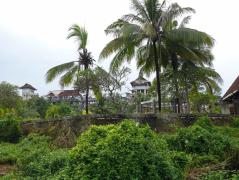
[19,114,237,147]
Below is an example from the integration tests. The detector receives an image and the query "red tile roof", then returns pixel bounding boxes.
[19,83,37,90]
[46,90,80,97]
[222,75,239,100]
[58,90,80,97]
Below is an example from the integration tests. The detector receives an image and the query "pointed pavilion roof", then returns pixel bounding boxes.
[130,76,151,86]
[19,83,37,91]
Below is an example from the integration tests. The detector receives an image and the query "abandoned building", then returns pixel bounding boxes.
[221,75,239,114]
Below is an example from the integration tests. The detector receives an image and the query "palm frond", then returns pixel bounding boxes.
[59,66,78,87]
[122,14,145,24]
[166,28,214,48]
[130,0,150,22]
[45,61,75,83]
[179,16,191,28]
[67,24,88,50]
[99,37,126,60]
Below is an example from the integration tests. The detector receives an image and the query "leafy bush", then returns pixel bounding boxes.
[194,116,213,130]
[200,170,239,180]
[0,134,69,179]
[231,117,239,128]
[0,143,19,164]
[166,120,230,156]
[45,103,74,119]
[58,120,189,180]
[0,113,21,142]
[189,154,219,168]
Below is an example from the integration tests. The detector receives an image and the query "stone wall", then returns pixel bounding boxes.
[19,114,237,147]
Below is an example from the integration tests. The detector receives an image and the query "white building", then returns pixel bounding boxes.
[19,83,37,100]
[130,76,151,95]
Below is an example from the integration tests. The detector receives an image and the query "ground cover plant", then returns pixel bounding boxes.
[0,118,239,179]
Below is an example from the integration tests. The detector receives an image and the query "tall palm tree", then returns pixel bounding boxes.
[46,24,94,114]
[137,3,214,113]
[100,0,197,112]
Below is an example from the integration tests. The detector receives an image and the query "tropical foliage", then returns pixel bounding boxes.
[46,25,96,114]
[1,118,239,179]
[100,0,217,112]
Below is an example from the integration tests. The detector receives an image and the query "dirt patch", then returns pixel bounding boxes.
[0,164,15,176]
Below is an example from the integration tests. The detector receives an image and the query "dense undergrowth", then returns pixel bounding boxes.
[0,117,239,179]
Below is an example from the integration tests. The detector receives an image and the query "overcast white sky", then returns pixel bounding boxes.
[0,0,238,96]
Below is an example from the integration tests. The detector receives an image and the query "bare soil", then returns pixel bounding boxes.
[0,164,14,176]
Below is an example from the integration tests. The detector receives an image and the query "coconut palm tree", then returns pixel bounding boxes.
[161,61,222,113]
[46,24,94,114]
[100,0,197,112]
[137,3,214,113]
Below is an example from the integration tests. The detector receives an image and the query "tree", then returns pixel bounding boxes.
[161,62,222,113]
[99,66,131,102]
[46,24,94,114]
[0,81,22,110]
[100,0,197,112]
[45,103,74,119]
[137,3,214,113]
[23,95,50,118]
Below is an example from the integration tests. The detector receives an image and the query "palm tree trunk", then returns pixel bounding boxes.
[84,63,89,115]
[185,82,190,113]
[153,41,161,112]
[85,85,89,114]
[171,53,180,113]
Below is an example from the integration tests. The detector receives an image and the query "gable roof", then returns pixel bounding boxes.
[222,75,239,100]
[19,83,37,91]
[46,90,80,97]
[130,76,151,86]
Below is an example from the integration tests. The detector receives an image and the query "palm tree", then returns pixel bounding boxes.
[100,0,197,112]
[46,24,94,114]
[137,3,214,113]
[161,61,222,113]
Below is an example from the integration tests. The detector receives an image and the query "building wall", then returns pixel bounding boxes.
[22,89,35,100]
[132,85,150,95]
[221,103,231,115]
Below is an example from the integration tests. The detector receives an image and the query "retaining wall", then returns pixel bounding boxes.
[19,114,236,147]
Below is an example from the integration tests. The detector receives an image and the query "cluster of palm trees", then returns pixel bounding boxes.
[46,0,222,114]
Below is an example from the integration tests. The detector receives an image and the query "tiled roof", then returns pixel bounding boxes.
[19,83,37,90]
[222,75,239,100]
[46,90,80,97]
[130,76,151,86]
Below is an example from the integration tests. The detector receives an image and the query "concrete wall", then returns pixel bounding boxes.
[19,114,236,148]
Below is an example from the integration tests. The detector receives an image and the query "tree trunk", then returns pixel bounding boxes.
[153,41,161,112]
[171,53,180,113]
[185,82,190,113]
[85,85,89,114]
[84,63,89,115]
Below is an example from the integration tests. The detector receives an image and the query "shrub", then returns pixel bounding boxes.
[200,170,239,180]
[166,125,230,156]
[0,143,19,164]
[189,154,219,168]
[45,103,74,119]
[0,113,21,142]
[194,116,213,130]
[231,117,239,128]
[58,120,188,180]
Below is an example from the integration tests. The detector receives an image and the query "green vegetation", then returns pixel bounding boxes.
[100,0,215,113]
[0,113,20,143]
[46,25,99,115]
[45,103,75,119]
[1,118,239,179]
